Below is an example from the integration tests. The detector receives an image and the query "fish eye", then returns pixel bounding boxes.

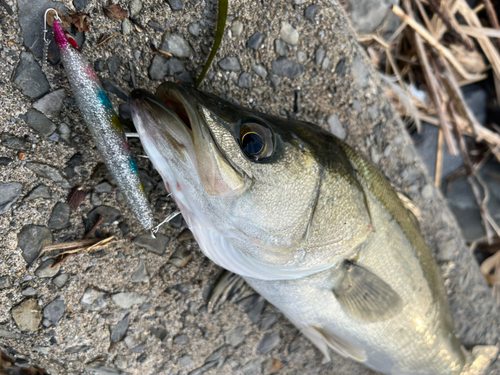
[239,122,274,161]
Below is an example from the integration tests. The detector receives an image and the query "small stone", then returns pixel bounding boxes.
[110,314,129,344]
[348,0,396,33]
[107,56,122,77]
[48,202,71,230]
[268,73,280,88]
[12,298,42,332]
[0,276,12,289]
[112,292,147,308]
[133,233,169,255]
[274,39,287,57]
[95,182,112,193]
[166,0,183,11]
[22,287,37,296]
[225,325,246,347]
[124,335,138,349]
[91,192,101,206]
[352,55,370,88]
[102,80,129,101]
[94,60,105,72]
[259,313,277,330]
[18,225,52,265]
[52,273,69,288]
[32,89,65,118]
[205,346,226,363]
[84,363,123,375]
[81,288,107,311]
[368,104,379,121]
[305,4,319,20]
[129,0,142,16]
[176,228,193,242]
[188,22,200,36]
[238,72,252,88]
[241,359,262,375]
[161,34,191,58]
[12,52,50,99]
[297,51,307,63]
[335,58,347,76]
[166,58,185,76]
[131,343,146,353]
[175,72,194,84]
[168,246,193,267]
[383,144,392,157]
[148,20,164,32]
[131,259,149,282]
[247,32,263,49]
[48,132,59,142]
[58,123,71,142]
[237,294,266,323]
[150,326,167,341]
[173,333,189,344]
[0,133,30,150]
[315,49,325,66]
[326,113,346,140]
[35,259,61,278]
[280,21,299,45]
[73,0,87,11]
[257,331,280,354]
[252,65,267,78]
[25,109,56,136]
[43,298,64,326]
[271,57,303,78]
[0,330,21,339]
[370,147,382,164]
[0,157,13,166]
[25,162,70,188]
[87,206,121,226]
[0,182,22,214]
[149,55,168,80]
[122,18,132,35]
[231,20,244,37]
[115,355,128,370]
[218,56,241,71]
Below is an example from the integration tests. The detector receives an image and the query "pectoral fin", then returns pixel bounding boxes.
[208,270,252,312]
[333,261,403,322]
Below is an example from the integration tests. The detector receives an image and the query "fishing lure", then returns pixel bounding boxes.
[47,12,155,231]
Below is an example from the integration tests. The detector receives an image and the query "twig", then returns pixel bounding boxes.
[83,214,103,239]
[52,236,116,268]
[41,238,103,253]
[357,34,390,49]
[435,128,444,187]
[481,0,500,50]
[96,32,124,47]
[460,25,500,39]
[156,49,173,57]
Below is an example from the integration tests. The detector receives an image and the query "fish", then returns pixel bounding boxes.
[51,17,154,230]
[129,82,498,375]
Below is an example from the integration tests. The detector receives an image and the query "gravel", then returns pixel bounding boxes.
[80,288,107,311]
[35,259,61,278]
[246,32,263,50]
[43,298,65,326]
[188,23,200,36]
[256,331,280,354]
[32,89,66,118]
[52,273,69,288]
[11,298,42,332]
[25,109,56,137]
[270,57,303,78]
[17,225,52,265]
[47,202,71,230]
[218,57,241,71]
[110,315,129,344]
[12,52,50,100]
[238,72,252,88]
[274,39,287,57]
[352,55,370,88]
[305,4,319,21]
[252,65,267,78]
[130,259,149,282]
[161,34,192,58]
[231,20,244,37]
[280,21,299,45]
[1,133,31,150]
[0,181,22,214]
[107,56,122,77]
[166,0,183,11]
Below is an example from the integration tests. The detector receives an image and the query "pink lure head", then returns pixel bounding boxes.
[52,19,69,50]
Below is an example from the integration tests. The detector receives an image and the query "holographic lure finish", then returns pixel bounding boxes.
[52,19,154,230]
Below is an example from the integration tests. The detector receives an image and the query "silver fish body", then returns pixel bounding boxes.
[129,83,497,375]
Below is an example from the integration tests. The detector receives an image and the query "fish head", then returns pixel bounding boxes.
[130,83,370,279]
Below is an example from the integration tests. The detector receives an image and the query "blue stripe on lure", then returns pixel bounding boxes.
[52,18,155,230]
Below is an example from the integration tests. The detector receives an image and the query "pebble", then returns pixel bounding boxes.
[81,288,107,311]
[256,331,280,354]
[188,22,200,36]
[91,192,101,206]
[175,72,194,84]
[48,202,71,230]
[131,343,146,353]
[335,58,347,76]
[12,298,42,332]
[274,39,287,57]
[176,228,194,242]
[422,184,434,200]
[48,132,59,142]
[271,57,303,78]
[95,182,112,193]
[305,4,319,21]
[102,79,129,101]
[121,19,132,36]
[218,56,241,71]
[347,0,394,33]
[252,65,267,79]
[25,109,56,137]
[87,206,121,226]
[315,48,325,66]
[1,133,30,150]
[352,55,370,88]
[110,315,129,344]
[114,355,128,370]
[149,56,184,80]
[168,246,193,267]
[166,58,185,76]
[225,325,246,347]
[205,346,226,364]
[58,123,71,143]
[52,273,69,288]
[238,72,252,88]
[67,153,83,168]
[0,182,22,214]
[259,313,277,331]
[321,56,330,70]
[268,73,280,88]
[132,233,169,255]
[73,0,87,11]
[129,0,142,16]
[0,157,13,166]
[161,34,192,58]
[111,292,147,308]
[94,60,105,72]
[131,259,149,282]
[241,359,262,375]
[22,287,38,296]
[326,113,346,140]
[35,259,61,278]
[231,20,244,37]
[166,0,183,11]
[0,275,12,290]
[370,147,382,164]
[107,56,122,77]
[84,363,123,375]
[17,225,52,265]
[32,89,65,118]
[12,52,50,99]
[173,333,189,344]
[237,294,266,323]
[0,330,21,339]
[280,21,299,45]
[25,162,71,188]
[43,298,65,326]
[149,326,167,341]
[148,20,164,32]
[247,32,263,49]
[297,51,307,64]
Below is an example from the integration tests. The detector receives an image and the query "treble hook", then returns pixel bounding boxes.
[150,210,181,238]
[43,8,61,44]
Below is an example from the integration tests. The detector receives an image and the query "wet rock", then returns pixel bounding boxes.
[87,206,121,226]
[238,72,252,88]
[188,22,200,36]
[0,275,12,289]
[259,313,277,330]
[347,0,397,33]
[247,32,263,50]
[48,202,71,230]
[280,21,299,45]
[25,162,70,188]
[326,113,346,140]
[218,57,241,71]
[122,18,133,35]
[256,331,280,354]
[18,225,52,265]
[112,292,147,308]
[305,4,319,21]
[0,157,13,166]
[173,333,189,344]
[81,288,107,311]
[271,57,303,78]
[274,39,287,57]
[237,294,266,323]
[352,55,370,88]
[0,182,22,214]
[252,65,267,79]
[43,298,65,326]
[12,52,50,99]
[110,315,129,344]
[132,233,169,255]
[231,20,244,37]
[12,299,42,332]
[241,359,262,375]
[22,287,37,296]
[35,259,60,278]
[107,56,122,77]
[52,273,69,288]
[161,34,192,58]
[225,325,246,347]
[0,133,30,150]
[102,79,129,101]
[166,0,183,11]
[73,0,87,11]
[131,259,149,282]
[32,89,65,118]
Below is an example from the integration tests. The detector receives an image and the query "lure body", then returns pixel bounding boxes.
[52,19,154,230]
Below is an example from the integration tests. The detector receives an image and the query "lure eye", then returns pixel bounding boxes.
[239,122,274,161]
